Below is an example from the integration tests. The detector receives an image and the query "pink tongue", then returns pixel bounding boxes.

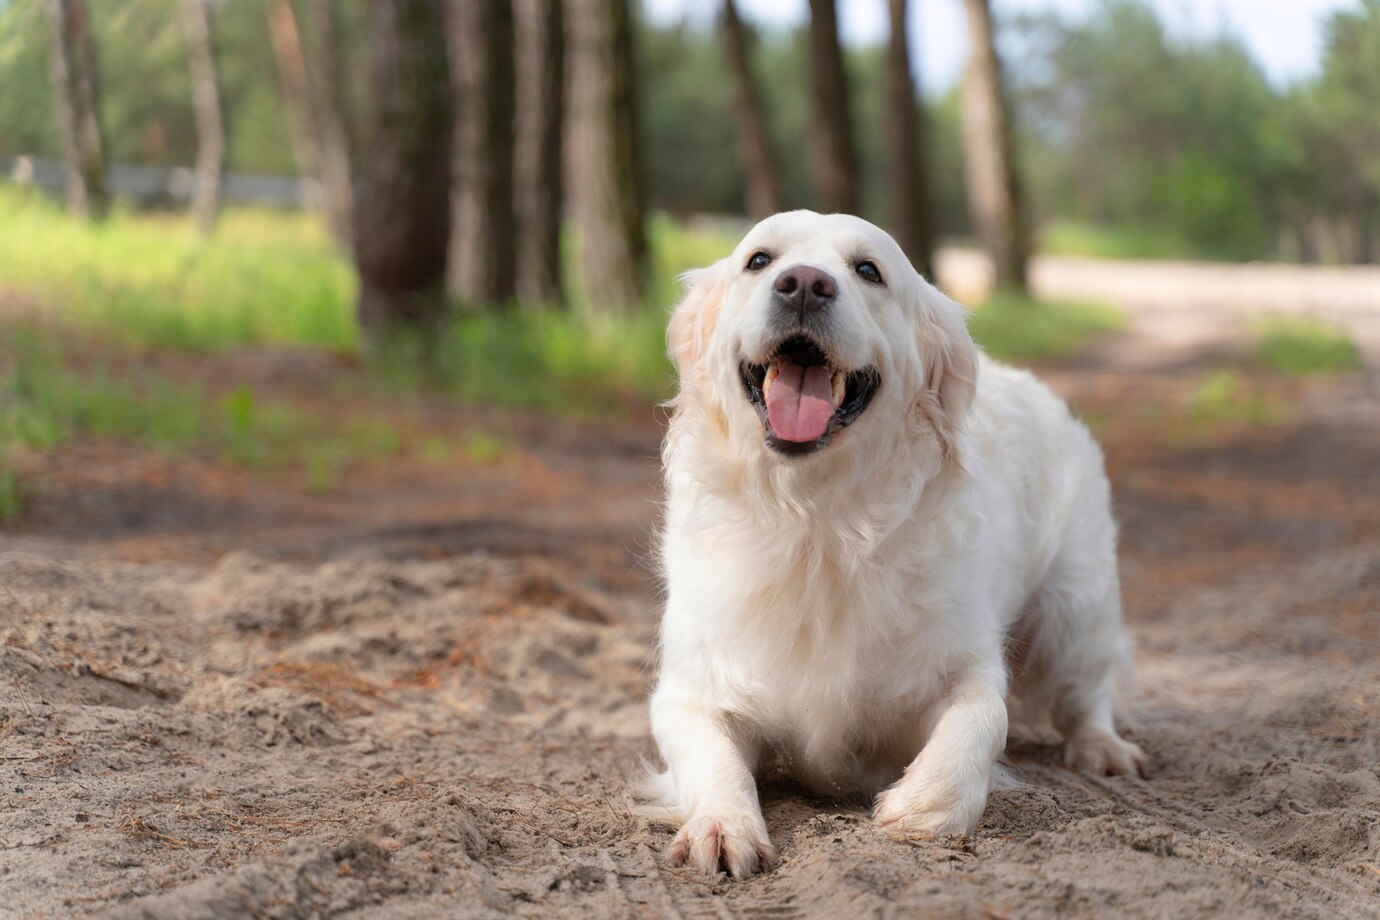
[766,361,835,443]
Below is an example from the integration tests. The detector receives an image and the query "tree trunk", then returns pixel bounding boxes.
[566,0,645,313]
[354,0,453,344]
[884,0,935,278]
[722,0,782,221]
[448,0,517,305]
[806,0,857,214]
[1354,197,1375,265]
[180,0,224,236]
[266,0,318,188]
[45,0,107,220]
[268,0,353,247]
[960,0,1030,296]
[304,0,355,250]
[1296,206,1319,264]
[514,0,565,304]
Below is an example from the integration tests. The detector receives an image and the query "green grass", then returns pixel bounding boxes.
[1251,318,1362,375]
[0,187,735,515]
[1185,369,1279,428]
[0,189,1156,518]
[461,431,510,463]
[0,185,741,414]
[1039,219,1208,262]
[0,187,1136,412]
[0,186,356,350]
[0,327,403,516]
[1175,368,1297,445]
[967,293,1124,362]
[0,466,22,519]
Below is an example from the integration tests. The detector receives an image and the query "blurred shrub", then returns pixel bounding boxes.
[968,294,1123,361]
[1039,220,1203,262]
[0,326,404,514]
[1186,369,1277,427]
[0,186,355,350]
[1253,318,1362,375]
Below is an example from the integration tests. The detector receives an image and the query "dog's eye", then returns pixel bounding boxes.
[855,260,883,284]
[745,251,772,272]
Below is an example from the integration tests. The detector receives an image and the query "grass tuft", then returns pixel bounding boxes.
[429,306,673,412]
[1039,220,1213,262]
[1185,369,1278,427]
[0,326,403,512]
[0,186,356,351]
[0,184,731,415]
[1252,318,1361,376]
[967,294,1124,362]
[0,466,22,519]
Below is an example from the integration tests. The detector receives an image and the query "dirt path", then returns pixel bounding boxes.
[2,346,1379,916]
[938,248,1380,365]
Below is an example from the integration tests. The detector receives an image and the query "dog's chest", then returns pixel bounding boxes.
[673,500,970,790]
[752,655,938,796]
[721,555,950,794]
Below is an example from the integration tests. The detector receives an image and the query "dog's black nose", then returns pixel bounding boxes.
[773,265,837,319]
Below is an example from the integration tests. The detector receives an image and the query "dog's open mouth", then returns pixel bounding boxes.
[739,334,880,456]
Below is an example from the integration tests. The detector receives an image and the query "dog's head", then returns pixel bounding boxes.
[668,211,978,465]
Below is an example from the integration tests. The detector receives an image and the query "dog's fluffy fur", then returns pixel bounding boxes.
[648,212,1146,877]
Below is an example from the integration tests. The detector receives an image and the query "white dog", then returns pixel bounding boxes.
[648,211,1146,877]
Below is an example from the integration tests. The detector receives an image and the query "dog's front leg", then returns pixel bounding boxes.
[874,664,1008,836]
[650,691,775,877]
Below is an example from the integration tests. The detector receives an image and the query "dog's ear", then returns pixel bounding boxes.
[667,259,729,384]
[913,283,979,462]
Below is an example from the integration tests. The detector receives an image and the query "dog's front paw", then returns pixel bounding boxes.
[1064,730,1148,778]
[666,809,776,878]
[873,774,988,838]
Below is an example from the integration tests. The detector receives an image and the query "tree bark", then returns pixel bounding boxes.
[354,0,453,344]
[722,0,783,220]
[180,0,224,236]
[304,0,355,250]
[566,0,645,313]
[45,0,107,220]
[268,0,352,247]
[266,0,318,190]
[960,0,1030,296]
[514,0,565,304]
[1354,197,1376,265]
[806,0,857,214]
[448,0,518,305]
[885,0,935,278]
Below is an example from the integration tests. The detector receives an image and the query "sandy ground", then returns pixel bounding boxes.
[3,313,1380,917]
[937,248,1380,364]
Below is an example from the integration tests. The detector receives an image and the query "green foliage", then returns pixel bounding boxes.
[462,431,509,463]
[0,0,54,160]
[0,186,742,420]
[437,307,672,412]
[635,20,970,236]
[0,0,308,173]
[1252,318,1362,375]
[0,202,738,510]
[1039,220,1205,261]
[367,216,738,414]
[1185,369,1279,429]
[0,326,404,507]
[639,22,743,215]
[9,0,1378,263]
[0,466,22,519]
[0,185,356,349]
[967,295,1123,362]
[1014,0,1279,261]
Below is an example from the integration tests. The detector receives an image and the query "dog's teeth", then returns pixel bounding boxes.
[763,364,779,398]
[831,371,845,407]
